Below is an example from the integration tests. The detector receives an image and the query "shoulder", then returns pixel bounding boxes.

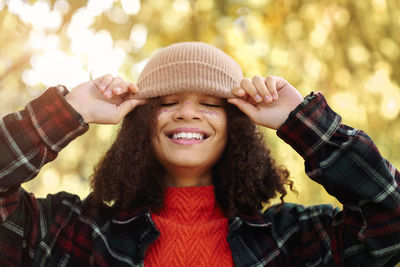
[35,190,112,225]
[262,203,340,234]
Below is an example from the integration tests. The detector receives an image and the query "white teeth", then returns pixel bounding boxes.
[171,132,205,140]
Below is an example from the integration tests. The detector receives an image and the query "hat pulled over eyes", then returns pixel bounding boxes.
[136,42,243,99]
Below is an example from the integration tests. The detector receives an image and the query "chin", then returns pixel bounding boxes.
[169,158,210,169]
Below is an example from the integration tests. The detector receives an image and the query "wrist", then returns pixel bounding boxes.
[65,93,92,123]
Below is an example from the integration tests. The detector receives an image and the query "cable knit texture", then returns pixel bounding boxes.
[144,185,234,266]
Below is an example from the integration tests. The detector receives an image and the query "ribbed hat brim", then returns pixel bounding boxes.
[136,42,243,99]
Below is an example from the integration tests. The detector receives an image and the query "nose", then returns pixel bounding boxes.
[172,101,201,121]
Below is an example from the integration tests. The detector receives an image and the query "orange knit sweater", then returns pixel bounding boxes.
[144,185,234,266]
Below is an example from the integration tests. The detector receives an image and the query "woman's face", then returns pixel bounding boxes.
[151,92,227,174]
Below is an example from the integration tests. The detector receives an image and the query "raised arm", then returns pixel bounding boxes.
[0,75,144,205]
[228,77,400,265]
[0,75,144,266]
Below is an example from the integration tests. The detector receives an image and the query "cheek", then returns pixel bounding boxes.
[199,109,218,118]
[157,107,178,121]
[153,108,176,144]
[200,109,228,136]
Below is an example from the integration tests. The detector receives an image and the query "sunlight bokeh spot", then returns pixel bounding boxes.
[331,92,367,124]
[129,24,148,51]
[173,0,191,14]
[28,30,60,51]
[310,23,329,48]
[334,68,351,87]
[197,0,213,11]
[247,0,268,8]
[29,50,89,88]
[333,7,350,27]
[22,69,40,87]
[53,0,70,15]
[8,0,62,30]
[121,0,141,15]
[381,96,400,120]
[348,44,370,65]
[88,46,126,78]
[372,0,387,10]
[380,85,400,120]
[87,0,114,16]
[364,69,391,94]
[108,6,129,24]
[285,19,303,40]
[304,56,322,79]
[69,28,94,55]
[70,8,94,29]
[379,38,399,59]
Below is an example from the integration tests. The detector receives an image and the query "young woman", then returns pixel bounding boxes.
[0,42,399,266]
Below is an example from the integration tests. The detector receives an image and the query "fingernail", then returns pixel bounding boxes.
[238,89,245,95]
[114,87,121,93]
[265,95,272,102]
[272,95,278,100]
[105,90,112,97]
[255,94,262,102]
[100,85,106,91]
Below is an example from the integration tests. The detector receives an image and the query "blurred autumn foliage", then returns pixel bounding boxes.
[1,0,399,209]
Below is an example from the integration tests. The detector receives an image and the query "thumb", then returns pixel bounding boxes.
[117,99,147,118]
[227,98,258,118]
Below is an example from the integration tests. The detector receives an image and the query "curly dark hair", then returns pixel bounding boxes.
[90,100,292,218]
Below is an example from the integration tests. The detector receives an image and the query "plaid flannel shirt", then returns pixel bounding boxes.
[0,86,399,266]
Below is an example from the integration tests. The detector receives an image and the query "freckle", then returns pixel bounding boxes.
[158,107,177,120]
[200,109,218,117]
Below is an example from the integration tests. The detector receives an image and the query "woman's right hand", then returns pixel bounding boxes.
[65,74,146,124]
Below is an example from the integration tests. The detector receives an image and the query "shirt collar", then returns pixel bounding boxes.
[240,213,272,227]
[111,206,271,229]
[111,207,151,225]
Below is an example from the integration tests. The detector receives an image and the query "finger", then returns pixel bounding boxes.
[240,78,263,103]
[227,98,259,119]
[265,76,279,101]
[112,81,136,96]
[252,75,272,103]
[231,86,247,99]
[128,83,139,94]
[275,76,288,91]
[93,74,113,92]
[117,99,147,119]
[104,77,126,99]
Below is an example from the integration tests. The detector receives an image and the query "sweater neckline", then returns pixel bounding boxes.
[152,185,226,226]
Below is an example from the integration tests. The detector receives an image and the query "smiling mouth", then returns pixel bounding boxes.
[167,132,210,140]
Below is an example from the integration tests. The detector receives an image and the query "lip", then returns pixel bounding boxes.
[169,138,205,145]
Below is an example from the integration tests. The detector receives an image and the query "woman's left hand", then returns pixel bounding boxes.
[227,76,304,130]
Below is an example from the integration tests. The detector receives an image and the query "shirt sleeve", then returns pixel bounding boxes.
[0,86,89,266]
[0,86,88,221]
[276,92,400,264]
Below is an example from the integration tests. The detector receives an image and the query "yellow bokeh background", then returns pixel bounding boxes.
[1,0,400,220]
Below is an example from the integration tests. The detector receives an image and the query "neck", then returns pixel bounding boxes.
[164,167,212,187]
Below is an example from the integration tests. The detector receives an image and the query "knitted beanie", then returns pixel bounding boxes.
[136,42,243,98]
